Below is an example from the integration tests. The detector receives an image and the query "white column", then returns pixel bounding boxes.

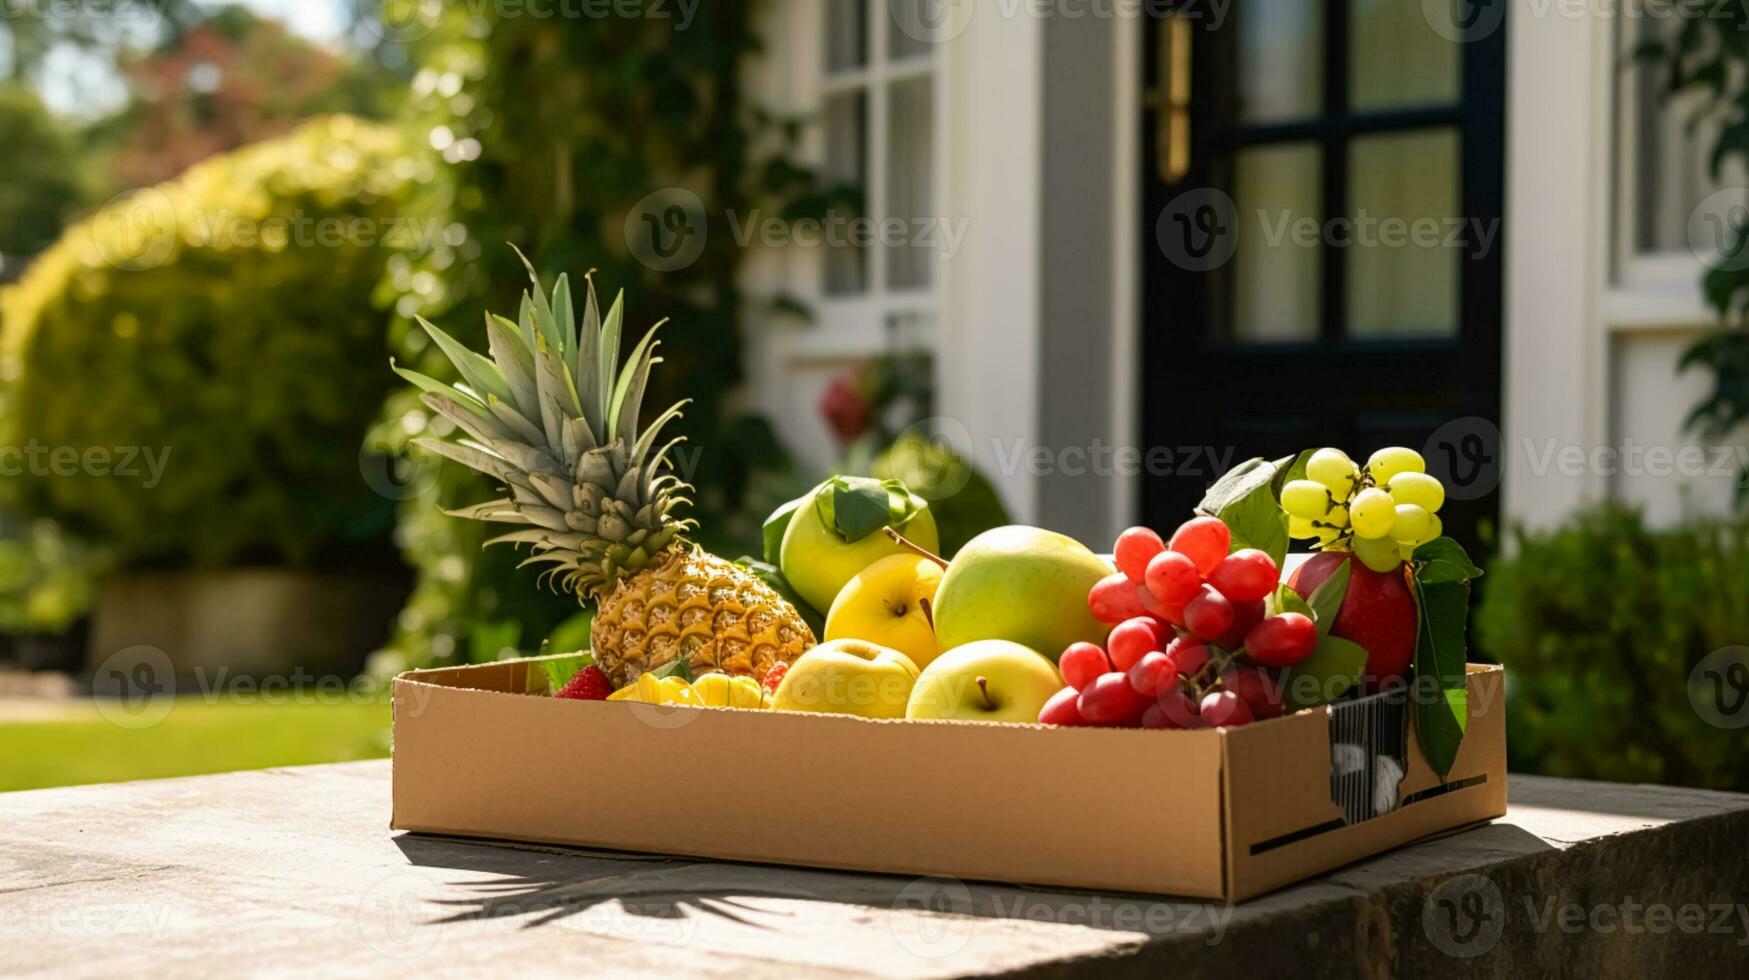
[1502,4,1613,529]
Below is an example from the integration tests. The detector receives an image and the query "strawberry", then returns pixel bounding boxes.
[555,665,613,701]
[762,661,790,695]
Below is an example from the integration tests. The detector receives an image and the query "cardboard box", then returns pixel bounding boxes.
[391,661,1506,902]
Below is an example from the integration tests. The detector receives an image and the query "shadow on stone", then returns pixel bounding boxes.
[392,832,1232,938]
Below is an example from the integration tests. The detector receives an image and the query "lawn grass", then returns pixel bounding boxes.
[0,698,391,793]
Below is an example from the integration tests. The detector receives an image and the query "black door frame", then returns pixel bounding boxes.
[1138,1,1507,540]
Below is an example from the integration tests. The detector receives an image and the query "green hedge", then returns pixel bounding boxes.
[1477,506,1749,791]
[0,116,433,569]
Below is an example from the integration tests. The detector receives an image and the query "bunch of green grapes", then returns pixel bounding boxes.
[1279,447,1445,572]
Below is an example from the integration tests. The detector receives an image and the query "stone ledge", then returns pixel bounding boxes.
[1,764,1745,977]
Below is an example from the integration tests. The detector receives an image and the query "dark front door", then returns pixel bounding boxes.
[1140,1,1506,545]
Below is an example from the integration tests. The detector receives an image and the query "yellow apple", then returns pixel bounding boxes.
[769,638,919,719]
[904,640,1063,724]
[824,554,945,668]
[779,476,940,613]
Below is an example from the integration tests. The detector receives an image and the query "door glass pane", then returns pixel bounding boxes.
[1350,0,1460,111]
[887,76,934,290]
[888,0,934,61]
[1346,130,1461,339]
[827,0,868,73]
[824,91,868,296]
[1232,143,1321,342]
[1238,0,1323,123]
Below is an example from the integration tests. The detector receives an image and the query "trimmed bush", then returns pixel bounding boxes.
[0,116,435,568]
[1477,506,1749,791]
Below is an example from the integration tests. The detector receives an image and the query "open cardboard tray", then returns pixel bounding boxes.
[391,660,1505,902]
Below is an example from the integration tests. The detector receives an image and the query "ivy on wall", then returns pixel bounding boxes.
[1637,2,1749,499]
[365,1,834,667]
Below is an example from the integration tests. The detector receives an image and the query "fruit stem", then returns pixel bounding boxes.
[975,676,994,711]
[1186,646,1238,697]
[884,527,950,570]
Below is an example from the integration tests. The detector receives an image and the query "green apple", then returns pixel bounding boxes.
[930,525,1113,661]
[779,476,940,613]
[769,638,919,719]
[824,554,945,668]
[904,640,1063,724]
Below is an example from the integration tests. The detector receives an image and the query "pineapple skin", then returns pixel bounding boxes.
[590,546,816,688]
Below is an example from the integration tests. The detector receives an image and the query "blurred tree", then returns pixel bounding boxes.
[0,0,204,85]
[0,84,84,269]
[102,6,379,188]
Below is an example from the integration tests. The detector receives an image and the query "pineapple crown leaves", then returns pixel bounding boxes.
[391,249,696,600]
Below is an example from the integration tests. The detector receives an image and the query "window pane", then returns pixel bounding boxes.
[1350,0,1460,111]
[888,0,934,61]
[1346,130,1461,339]
[1621,19,1742,255]
[887,76,934,290]
[1232,143,1321,342]
[827,0,867,73]
[1238,0,1323,123]
[824,91,868,296]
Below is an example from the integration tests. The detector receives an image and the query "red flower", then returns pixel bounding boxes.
[819,369,873,444]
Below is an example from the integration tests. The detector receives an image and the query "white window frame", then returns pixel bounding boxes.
[777,0,946,360]
[1603,14,1716,330]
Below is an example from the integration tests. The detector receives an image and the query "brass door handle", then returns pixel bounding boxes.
[1153,15,1192,184]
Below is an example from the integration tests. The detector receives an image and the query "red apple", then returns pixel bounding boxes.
[1287,551,1416,685]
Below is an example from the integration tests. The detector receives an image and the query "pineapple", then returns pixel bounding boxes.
[394,253,815,687]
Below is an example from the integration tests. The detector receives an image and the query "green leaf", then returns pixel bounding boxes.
[1196,453,1302,567]
[1412,578,1471,781]
[762,495,807,565]
[1412,537,1483,582]
[1282,634,1368,710]
[1271,449,1314,498]
[415,315,512,405]
[1196,456,1274,518]
[546,611,595,656]
[812,476,927,543]
[648,657,694,683]
[1221,486,1290,568]
[1265,582,1313,620]
[736,557,826,637]
[1306,557,1351,638]
[539,652,593,694]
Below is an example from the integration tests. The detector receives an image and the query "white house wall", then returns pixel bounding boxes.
[1509,3,1747,532]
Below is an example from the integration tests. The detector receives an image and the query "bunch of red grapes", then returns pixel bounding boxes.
[1038,516,1318,730]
